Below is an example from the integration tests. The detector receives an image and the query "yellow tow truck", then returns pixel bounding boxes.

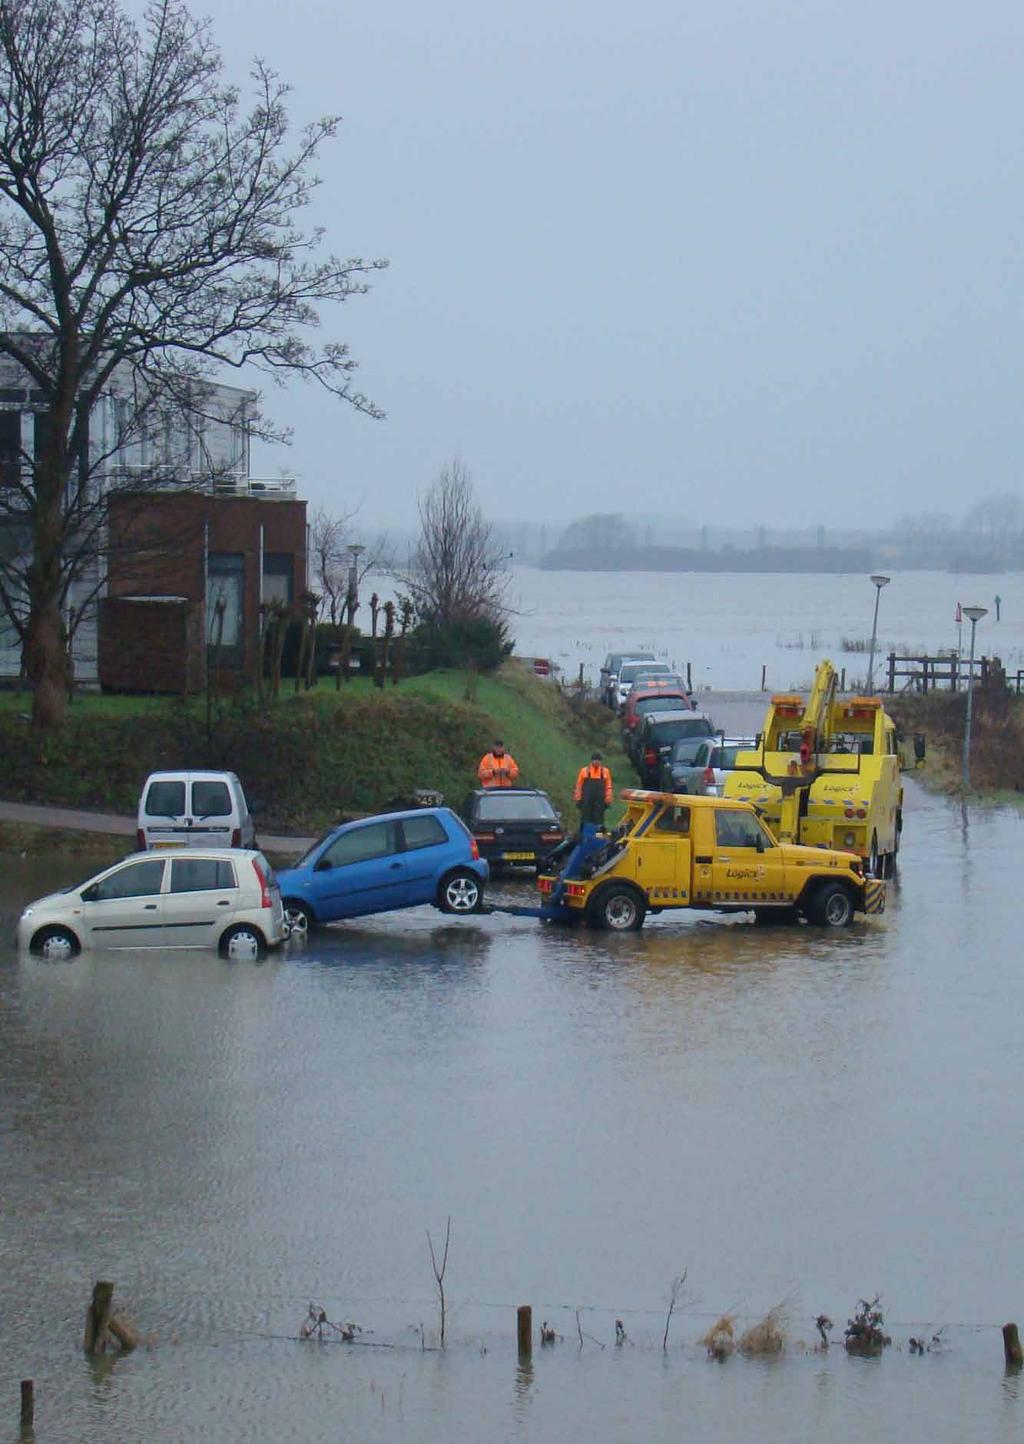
[722,660,904,877]
[536,789,884,930]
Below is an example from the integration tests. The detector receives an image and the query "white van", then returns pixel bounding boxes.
[137,771,257,851]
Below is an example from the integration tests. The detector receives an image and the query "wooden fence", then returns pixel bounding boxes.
[884,653,1023,694]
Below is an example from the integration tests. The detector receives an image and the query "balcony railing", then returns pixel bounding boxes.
[106,465,297,499]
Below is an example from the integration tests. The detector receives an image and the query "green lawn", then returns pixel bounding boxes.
[0,663,633,831]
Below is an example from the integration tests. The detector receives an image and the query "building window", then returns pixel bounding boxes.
[262,553,293,607]
[207,552,244,663]
[0,412,20,488]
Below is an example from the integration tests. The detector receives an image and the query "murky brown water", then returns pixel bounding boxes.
[2,778,1023,1441]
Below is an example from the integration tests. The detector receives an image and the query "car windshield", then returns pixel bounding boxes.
[620,662,670,683]
[477,793,556,821]
[670,736,713,765]
[652,719,707,745]
[635,694,687,716]
[295,830,336,867]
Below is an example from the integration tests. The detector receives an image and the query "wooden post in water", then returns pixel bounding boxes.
[686,662,692,693]
[20,1380,33,1429]
[517,1305,533,1358]
[760,664,766,691]
[1004,1322,1023,1368]
[84,1281,115,1354]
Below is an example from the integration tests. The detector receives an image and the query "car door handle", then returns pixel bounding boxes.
[144,903,158,910]
[217,899,231,906]
[389,862,402,870]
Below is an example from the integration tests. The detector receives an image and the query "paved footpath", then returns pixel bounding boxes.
[0,800,313,855]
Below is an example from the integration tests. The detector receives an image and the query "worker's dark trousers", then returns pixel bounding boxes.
[578,780,607,828]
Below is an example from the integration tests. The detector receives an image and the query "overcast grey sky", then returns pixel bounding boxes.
[196,0,1023,531]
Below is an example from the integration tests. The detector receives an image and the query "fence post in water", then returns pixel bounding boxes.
[20,1380,33,1429]
[760,664,766,691]
[84,1281,115,1354]
[686,662,692,693]
[517,1305,533,1358]
[1004,1323,1023,1368]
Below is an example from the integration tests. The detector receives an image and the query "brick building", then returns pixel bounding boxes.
[99,489,307,693]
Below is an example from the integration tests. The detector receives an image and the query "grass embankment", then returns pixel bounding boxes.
[890,687,1024,798]
[0,662,632,833]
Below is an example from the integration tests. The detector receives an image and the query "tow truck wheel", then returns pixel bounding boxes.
[809,882,855,928]
[587,884,646,932]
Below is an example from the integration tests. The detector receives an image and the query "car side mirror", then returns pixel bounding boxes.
[81,885,98,903]
[755,834,766,853]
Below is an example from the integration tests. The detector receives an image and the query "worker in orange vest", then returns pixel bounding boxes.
[478,739,520,789]
[575,752,613,826]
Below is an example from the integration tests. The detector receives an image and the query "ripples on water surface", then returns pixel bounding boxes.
[2,780,1023,1441]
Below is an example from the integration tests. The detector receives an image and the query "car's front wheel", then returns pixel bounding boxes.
[283,901,314,938]
[438,870,483,914]
[220,924,265,959]
[31,925,79,960]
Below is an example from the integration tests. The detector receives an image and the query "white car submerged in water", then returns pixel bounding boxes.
[17,848,287,960]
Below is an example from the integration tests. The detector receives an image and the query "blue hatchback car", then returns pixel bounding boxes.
[276,807,489,936]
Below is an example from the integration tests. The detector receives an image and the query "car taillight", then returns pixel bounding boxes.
[136,828,146,850]
[703,766,715,785]
[231,827,241,847]
[470,837,480,861]
[474,832,497,843]
[252,859,271,909]
[644,749,657,766]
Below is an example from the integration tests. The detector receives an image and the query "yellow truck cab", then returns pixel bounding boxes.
[722,661,903,877]
[537,790,884,931]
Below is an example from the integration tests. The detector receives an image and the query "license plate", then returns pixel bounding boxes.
[503,851,535,861]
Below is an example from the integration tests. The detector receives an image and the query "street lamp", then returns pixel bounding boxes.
[346,543,366,625]
[961,605,987,790]
[865,574,890,694]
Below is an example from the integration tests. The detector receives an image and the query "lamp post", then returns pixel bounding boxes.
[345,543,366,626]
[961,605,987,790]
[865,574,890,694]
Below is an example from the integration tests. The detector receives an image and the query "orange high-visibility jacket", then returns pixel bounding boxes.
[478,751,520,788]
[574,762,612,804]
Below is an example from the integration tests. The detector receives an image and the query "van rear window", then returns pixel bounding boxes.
[145,781,186,817]
[192,780,232,818]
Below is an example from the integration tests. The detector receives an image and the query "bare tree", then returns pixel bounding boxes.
[307,504,388,626]
[402,460,508,626]
[0,0,386,728]
[662,1269,688,1352]
[426,1216,451,1350]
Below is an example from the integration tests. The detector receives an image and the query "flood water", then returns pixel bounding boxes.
[506,566,1024,692]
[3,778,1024,1441]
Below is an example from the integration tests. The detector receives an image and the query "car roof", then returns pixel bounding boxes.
[143,770,240,782]
[121,847,260,861]
[471,787,551,799]
[333,806,452,828]
[644,708,702,723]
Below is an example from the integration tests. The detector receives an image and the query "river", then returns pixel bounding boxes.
[2,569,1024,1441]
[506,566,1023,692]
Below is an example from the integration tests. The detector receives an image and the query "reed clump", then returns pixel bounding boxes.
[700,1315,736,1360]
[738,1303,788,1356]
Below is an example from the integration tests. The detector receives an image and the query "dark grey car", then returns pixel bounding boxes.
[634,710,716,787]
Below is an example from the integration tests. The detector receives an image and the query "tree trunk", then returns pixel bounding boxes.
[25,478,71,731]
